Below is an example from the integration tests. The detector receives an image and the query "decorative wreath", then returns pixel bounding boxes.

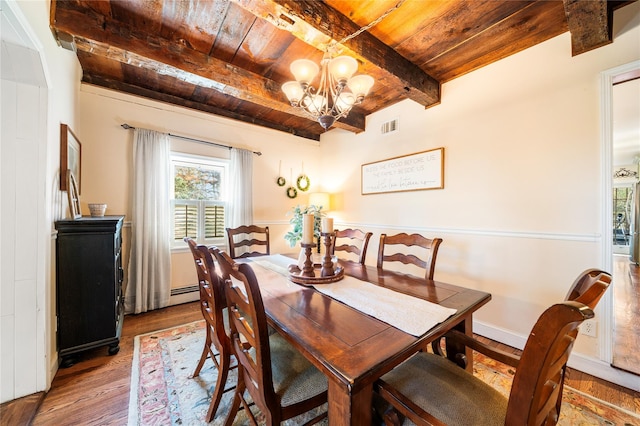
[277,176,286,186]
[286,186,298,199]
[296,174,310,191]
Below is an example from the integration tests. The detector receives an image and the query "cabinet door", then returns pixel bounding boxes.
[57,233,116,351]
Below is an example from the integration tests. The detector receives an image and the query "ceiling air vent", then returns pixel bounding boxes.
[381,118,399,135]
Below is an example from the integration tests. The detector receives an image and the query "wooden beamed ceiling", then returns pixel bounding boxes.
[49,0,634,141]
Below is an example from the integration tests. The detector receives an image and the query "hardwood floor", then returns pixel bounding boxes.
[1,302,202,426]
[2,300,639,425]
[613,254,640,375]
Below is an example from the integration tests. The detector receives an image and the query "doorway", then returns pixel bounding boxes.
[609,70,640,375]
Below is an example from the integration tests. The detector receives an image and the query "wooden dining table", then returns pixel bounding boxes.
[244,255,492,426]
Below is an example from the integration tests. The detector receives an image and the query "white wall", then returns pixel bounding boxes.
[0,0,80,403]
[319,2,640,390]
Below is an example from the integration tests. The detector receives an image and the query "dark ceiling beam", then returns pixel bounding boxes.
[50,3,365,134]
[231,0,441,108]
[562,0,612,56]
[81,74,321,141]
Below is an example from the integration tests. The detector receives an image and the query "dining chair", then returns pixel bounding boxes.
[432,267,613,364]
[221,258,328,425]
[377,233,443,280]
[379,269,611,425]
[226,225,270,259]
[330,228,373,265]
[183,238,234,422]
[375,300,595,426]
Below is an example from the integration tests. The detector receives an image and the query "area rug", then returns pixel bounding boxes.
[128,320,326,425]
[128,320,640,425]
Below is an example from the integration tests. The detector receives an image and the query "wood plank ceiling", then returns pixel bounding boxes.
[49,0,634,141]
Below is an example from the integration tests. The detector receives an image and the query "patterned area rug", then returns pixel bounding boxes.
[128,320,640,425]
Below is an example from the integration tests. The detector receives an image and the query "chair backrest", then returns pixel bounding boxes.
[564,268,612,309]
[222,261,279,415]
[184,236,208,283]
[330,228,373,265]
[377,233,443,280]
[211,248,236,281]
[504,269,611,425]
[505,301,594,425]
[184,238,228,347]
[226,225,270,259]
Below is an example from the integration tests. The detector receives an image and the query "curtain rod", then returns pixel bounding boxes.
[120,124,262,156]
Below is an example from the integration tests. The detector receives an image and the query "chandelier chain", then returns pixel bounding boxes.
[331,0,406,48]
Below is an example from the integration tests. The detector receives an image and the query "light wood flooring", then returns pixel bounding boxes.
[612,255,640,375]
[2,301,639,425]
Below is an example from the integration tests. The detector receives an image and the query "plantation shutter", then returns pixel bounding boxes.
[204,202,225,239]
[173,200,198,241]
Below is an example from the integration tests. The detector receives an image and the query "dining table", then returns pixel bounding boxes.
[242,254,492,426]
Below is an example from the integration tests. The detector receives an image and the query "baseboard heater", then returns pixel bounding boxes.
[171,285,198,296]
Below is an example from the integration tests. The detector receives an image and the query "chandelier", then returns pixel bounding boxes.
[281,51,374,130]
[280,1,405,130]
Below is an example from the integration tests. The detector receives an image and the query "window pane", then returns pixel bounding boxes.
[171,154,227,247]
[174,164,223,200]
[173,202,198,240]
[204,203,225,238]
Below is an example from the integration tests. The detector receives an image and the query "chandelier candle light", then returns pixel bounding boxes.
[282,53,374,130]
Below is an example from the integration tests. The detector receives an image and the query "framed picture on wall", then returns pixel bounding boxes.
[60,123,82,194]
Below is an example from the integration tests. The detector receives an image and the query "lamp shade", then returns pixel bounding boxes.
[308,192,330,210]
[329,56,358,82]
[282,81,304,103]
[347,74,375,99]
[290,59,319,85]
[335,92,355,112]
[303,94,327,114]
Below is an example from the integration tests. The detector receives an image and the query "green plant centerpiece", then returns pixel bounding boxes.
[284,204,326,248]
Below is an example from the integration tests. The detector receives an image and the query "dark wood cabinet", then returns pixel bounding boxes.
[55,216,124,367]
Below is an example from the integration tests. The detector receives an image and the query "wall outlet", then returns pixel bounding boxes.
[580,319,597,337]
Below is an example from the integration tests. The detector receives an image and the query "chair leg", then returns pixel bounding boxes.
[205,349,231,422]
[192,342,210,378]
[223,379,245,426]
[192,330,218,377]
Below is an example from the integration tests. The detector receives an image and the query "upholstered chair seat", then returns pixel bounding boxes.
[380,352,507,425]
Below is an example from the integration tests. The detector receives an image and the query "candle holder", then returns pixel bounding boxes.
[288,239,344,286]
[320,232,335,277]
[299,243,316,277]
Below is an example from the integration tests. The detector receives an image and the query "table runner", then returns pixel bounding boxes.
[251,255,456,336]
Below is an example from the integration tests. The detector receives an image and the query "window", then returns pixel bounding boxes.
[171,153,228,247]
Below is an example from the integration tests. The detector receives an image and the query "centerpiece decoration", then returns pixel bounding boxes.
[288,214,343,284]
[285,204,343,284]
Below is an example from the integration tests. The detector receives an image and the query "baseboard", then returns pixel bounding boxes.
[169,285,199,305]
[473,320,640,392]
[49,353,58,392]
[568,353,640,392]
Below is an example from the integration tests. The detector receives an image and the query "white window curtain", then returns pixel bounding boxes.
[227,147,253,228]
[125,128,172,314]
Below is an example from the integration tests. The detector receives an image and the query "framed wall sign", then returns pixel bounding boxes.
[361,148,444,195]
[60,123,82,193]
